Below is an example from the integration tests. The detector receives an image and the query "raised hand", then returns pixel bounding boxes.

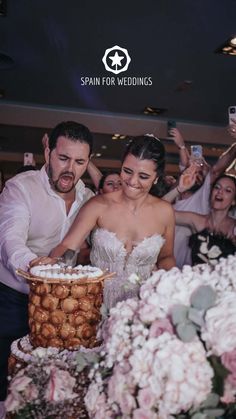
[178,164,198,192]
[169,128,185,148]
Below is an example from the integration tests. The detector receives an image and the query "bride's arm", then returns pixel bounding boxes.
[50,196,103,257]
[30,196,104,267]
[156,203,176,270]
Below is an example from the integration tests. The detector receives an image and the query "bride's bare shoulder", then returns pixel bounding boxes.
[102,190,123,203]
[152,195,174,214]
[85,190,121,207]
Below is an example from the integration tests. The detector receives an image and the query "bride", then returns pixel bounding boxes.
[32,135,176,309]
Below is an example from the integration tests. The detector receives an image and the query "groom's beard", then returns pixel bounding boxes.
[47,163,76,194]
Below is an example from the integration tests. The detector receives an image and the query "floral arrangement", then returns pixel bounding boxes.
[5,347,98,419]
[85,255,236,419]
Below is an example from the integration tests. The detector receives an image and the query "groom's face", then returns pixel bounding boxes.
[45,136,90,194]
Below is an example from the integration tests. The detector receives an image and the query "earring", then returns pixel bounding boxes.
[153,178,158,185]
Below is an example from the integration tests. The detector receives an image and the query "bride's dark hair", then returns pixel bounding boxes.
[122,135,168,197]
[122,135,165,176]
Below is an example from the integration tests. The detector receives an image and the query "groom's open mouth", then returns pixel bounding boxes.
[59,173,75,189]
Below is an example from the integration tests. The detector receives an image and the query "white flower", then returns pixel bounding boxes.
[85,382,103,412]
[86,255,236,418]
[207,245,222,259]
[128,273,141,284]
[202,291,236,355]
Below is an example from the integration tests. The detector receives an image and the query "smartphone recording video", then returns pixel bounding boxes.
[228,106,236,126]
[167,120,176,138]
[190,145,203,167]
[190,145,202,159]
[24,152,34,166]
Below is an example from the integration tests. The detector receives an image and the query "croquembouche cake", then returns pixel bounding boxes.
[8,263,113,374]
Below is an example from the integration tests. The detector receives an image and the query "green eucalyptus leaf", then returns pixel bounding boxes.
[83,352,100,364]
[208,355,229,396]
[209,355,230,379]
[200,392,219,408]
[202,408,225,417]
[190,285,217,310]
[171,304,189,325]
[76,352,91,372]
[176,321,197,342]
[191,413,207,419]
[188,307,205,327]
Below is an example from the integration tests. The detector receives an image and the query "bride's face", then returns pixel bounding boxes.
[121,154,157,197]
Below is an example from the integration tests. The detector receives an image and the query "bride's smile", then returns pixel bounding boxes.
[121,154,157,196]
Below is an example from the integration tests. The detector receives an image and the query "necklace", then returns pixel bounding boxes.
[129,204,143,216]
[124,195,147,217]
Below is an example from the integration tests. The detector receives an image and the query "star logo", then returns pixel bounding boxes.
[109,51,124,67]
[102,45,131,74]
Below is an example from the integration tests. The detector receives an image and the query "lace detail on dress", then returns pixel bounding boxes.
[90,228,165,309]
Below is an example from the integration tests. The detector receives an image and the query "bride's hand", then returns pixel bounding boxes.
[29,256,58,268]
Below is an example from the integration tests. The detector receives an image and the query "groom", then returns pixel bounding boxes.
[0,121,94,410]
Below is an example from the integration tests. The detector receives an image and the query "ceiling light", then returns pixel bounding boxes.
[112,134,127,140]
[230,37,236,46]
[95,153,102,157]
[215,35,236,55]
[143,106,167,116]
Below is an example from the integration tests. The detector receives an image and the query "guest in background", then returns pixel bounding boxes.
[166,126,236,268]
[98,171,122,194]
[175,174,236,266]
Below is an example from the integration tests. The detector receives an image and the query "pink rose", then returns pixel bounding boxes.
[221,381,236,404]
[45,367,77,402]
[149,318,174,339]
[137,388,156,409]
[9,372,32,392]
[5,392,22,413]
[221,349,236,385]
[139,303,158,323]
[133,408,156,419]
[85,382,101,412]
[119,392,136,415]
[108,369,127,402]
[94,393,113,419]
[24,383,38,401]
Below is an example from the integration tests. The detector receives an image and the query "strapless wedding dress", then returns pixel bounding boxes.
[90,228,165,309]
